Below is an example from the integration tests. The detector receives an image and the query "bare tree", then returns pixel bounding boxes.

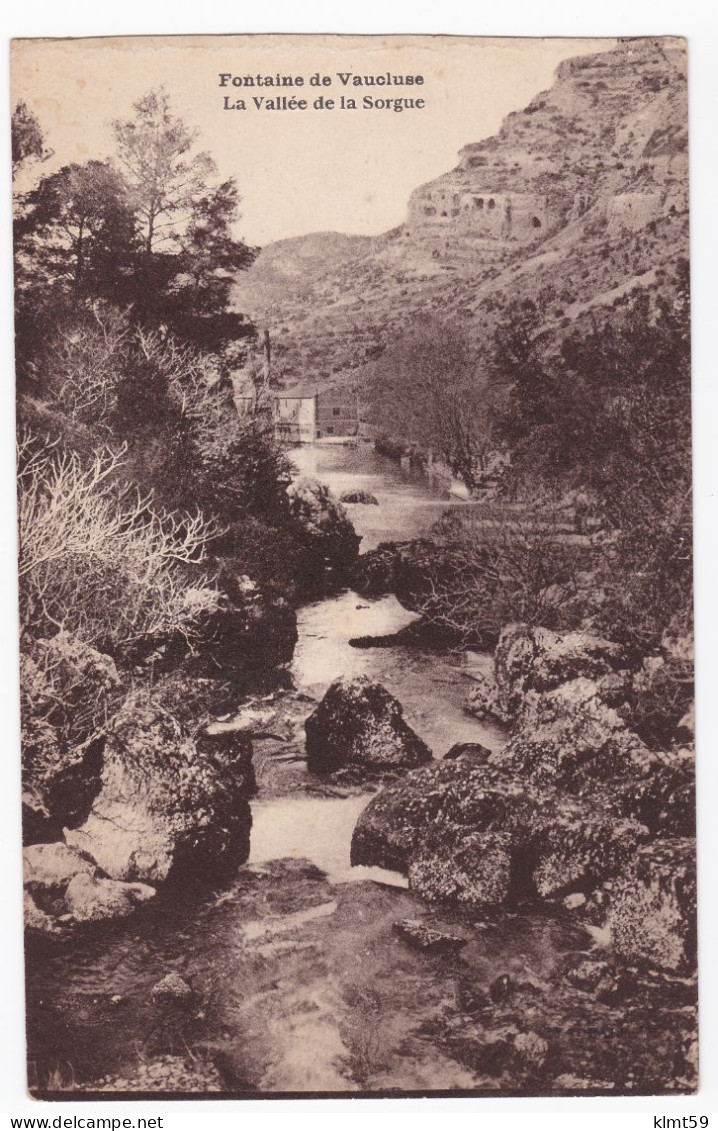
[18,433,220,648]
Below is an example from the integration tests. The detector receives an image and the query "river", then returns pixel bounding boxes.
[25,441,588,1097]
[250,440,504,879]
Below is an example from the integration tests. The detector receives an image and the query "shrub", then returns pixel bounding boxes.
[18,433,219,653]
[417,504,592,647]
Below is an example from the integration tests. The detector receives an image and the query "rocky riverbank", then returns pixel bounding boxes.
[22,478,360,936]
[28,851,697,1096]
[24,492,697,1096]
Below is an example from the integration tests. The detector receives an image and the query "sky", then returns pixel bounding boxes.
[12,35,615,247]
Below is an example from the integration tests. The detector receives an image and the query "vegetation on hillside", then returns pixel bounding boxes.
[14,94,358,814]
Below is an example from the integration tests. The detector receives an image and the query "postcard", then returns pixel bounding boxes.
[12,33,694,1098]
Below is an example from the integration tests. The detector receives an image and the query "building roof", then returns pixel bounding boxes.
[276,388,318,400]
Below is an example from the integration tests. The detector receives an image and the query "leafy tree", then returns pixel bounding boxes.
[15,161,137,296]
[112,88,214,260]
[368,320,494,491]
[111,88,256,353]
[11,102,50,178]
[491,298,555,448]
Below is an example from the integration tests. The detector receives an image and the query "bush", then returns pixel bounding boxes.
[414,505,592,647]
[18,433,219,654]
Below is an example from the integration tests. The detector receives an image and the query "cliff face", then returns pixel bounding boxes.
[406,38,686,256]
[232,37,689,389]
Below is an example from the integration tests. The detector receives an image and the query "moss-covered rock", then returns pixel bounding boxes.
[351,756,648,905]
[64,685,255,886]
[408,825,513,905]
[498,677,657,793]
[305,675,432,777]
[608,838,697,972]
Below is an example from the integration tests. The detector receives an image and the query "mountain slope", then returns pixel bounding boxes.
[232,37,688,392]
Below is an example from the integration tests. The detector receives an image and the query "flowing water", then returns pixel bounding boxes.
[250,441,504,879]
[27,441,589,1097]
[289,440,470,552]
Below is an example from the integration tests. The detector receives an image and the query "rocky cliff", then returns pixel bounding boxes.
[232,37,688,391]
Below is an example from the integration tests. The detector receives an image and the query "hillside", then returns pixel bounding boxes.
[232,37,688,393]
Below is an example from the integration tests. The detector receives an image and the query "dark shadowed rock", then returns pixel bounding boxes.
[304,675,432,777]
[64,873,156,924]
[287,477,361,589]
[443,742,494,762]
[187,576,297,685]
[340,490,379,506]
[352,542,489,647]
[349,618,452,651]
[608,838,697,973]
[24,890,60,935]
[22,790,60,847]
[393,919,467,953]
[612,748,695,837]
[625,647,694,748]
[352,539,438,601]
[64,684,255,886]
[563,957,633,1004]
[21,734,106,847]
[489,973,513,1004]
[20,633,120,841]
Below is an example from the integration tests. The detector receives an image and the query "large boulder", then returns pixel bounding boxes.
[613,748,695,838]
[408,826,513,905]
[608,839,697,972]
[23,842,96,893]
[63,873,156,924]
[64,686,255,886]
[524,807,649,899]
[351,757,647,905]
[304,676,432,777]
[287,478,360,590]
[350,759,526,876]
[20,633,120,842]
[471,624,630,724]
[497,678,658,794]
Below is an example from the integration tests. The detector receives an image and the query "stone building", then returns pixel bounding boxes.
[274,391,317,443]
[232,381,360,444]
[407,184,561,248]
[315,388,359,439]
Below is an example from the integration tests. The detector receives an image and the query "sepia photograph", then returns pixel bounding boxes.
[11,32,695,1099]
